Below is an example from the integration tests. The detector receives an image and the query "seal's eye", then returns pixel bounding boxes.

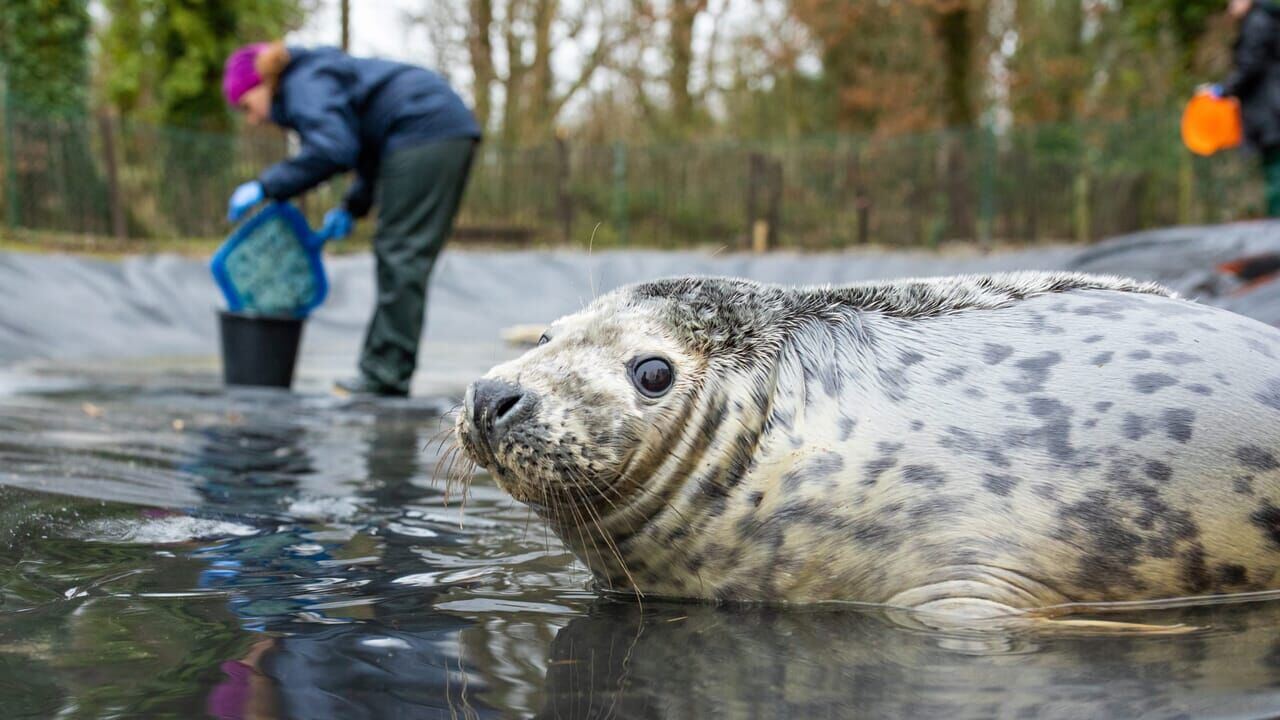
[538,333,550,346]
[630,357,674,398]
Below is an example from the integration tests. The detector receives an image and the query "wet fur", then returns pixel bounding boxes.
[457,272,1280,616]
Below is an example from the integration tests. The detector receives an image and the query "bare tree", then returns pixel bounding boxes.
[340,0,350,50]
[613,0,729,138]
[510,0,623,141]
[469,0,495,131]
[409,0,624,144]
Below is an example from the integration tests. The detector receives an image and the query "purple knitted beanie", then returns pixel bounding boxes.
[223,43,268,105]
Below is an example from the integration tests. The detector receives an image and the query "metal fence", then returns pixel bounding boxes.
[0,99,1267,250]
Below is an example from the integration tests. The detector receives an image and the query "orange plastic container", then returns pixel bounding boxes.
[1181,92,1243,156]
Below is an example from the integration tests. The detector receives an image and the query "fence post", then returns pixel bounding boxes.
[977,124,996,247]
[98,114,127,240]
[555,133,573,244]
[1073,172,1091,243]
[1177,152,1193,225]
[611,141,628,245]
[747,151,781,252]
[2,77,18,231]
[767,155,782,250]
[747,152,760,250]
[847,147,871,245]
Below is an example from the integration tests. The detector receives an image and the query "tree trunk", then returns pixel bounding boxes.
[931,3,976,239]
[556,134,573,243]
[98,113,126,240]
[500,2,527,146]
[668,0,704,134]
[529,0,556,137]
[340,0,350,51]
[933,3,973,129]
[468,0,494,133]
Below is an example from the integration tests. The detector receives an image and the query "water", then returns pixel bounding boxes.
[3,374,1280,719]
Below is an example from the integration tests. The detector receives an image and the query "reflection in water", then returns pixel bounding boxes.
[180,398,502,718]
[536,600,1280,719]
[210,625,500,720]
[0,385,530,718]
[3,379,1280,719]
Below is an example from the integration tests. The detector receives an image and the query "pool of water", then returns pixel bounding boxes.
[4,373,1280,719]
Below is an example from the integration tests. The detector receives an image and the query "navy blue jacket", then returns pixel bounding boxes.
[1223,2,1280,151]
[258,47,481,217]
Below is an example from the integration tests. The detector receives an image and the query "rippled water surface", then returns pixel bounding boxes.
[4,374,1280,719]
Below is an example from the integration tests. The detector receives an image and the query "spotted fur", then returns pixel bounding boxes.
[457,271,1280,617]
[627,272,1169,357]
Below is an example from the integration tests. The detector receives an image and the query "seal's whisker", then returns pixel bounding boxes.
[568,469,654,551]
[568,467,628,515]
[446,456,466,505]
[457,473,470,528]
[539,481,555,559]
[580,488,643,605]
[587,221,602,303]
[586,463,692,532]
[544,472,571,561]
[426,409,462,446]
[432,445,455,492]
[585,472,695,596]
[576,491,619,589]
[437,444,463,497]
[440,446,476,510]
[563,466,644,602]
[432,442,463,489]
[558,471,625,592]
[594,602,649,720]
[556,481,602,582]
[450,452,478,521]
[562,484,608,583]
[428,423,460,454]
[521,506,534,542]
[542,463,685,570]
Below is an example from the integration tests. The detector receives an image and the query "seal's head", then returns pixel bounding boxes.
[455,271,1166,532]
[455,277,785,515]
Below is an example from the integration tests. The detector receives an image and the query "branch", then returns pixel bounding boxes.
[548,0,651,117]
[693,0,731,103]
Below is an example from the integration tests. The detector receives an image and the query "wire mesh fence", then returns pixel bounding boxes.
[0,98,1267,251]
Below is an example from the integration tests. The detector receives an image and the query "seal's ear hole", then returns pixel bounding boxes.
[629,356,674,398]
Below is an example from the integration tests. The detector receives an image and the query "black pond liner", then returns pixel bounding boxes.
[218,311,304,389]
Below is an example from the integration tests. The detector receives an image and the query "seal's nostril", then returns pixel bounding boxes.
[471,378,534,436]
[494,394,522,421]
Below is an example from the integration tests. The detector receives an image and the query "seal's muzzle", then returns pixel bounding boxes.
[466,378,537,458]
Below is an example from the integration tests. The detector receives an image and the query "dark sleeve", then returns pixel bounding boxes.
[343,172,375,218]
[257,71,361,200]
[1222,12,1276,98]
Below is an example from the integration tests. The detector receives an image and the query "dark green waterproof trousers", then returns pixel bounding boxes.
[1264,147,1280,217]
[359,137,476,394]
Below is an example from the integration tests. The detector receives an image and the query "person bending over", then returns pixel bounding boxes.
[223,42,481,397]
[1212,0,1280,216]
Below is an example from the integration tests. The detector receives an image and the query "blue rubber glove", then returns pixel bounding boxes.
[320,207,354,241]
[1199,83,1224,99]
[227,180,265,222]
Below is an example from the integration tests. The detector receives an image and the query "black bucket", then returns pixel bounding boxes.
[218,311,305,388]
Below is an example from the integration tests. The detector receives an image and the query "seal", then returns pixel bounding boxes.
[455,271,1280,624]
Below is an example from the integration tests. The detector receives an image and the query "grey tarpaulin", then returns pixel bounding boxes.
[1,221,1277,396]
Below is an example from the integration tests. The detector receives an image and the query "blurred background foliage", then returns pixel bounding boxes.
[0,0,1263,248]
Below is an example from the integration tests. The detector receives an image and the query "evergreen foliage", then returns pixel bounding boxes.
[0,0,91,113]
